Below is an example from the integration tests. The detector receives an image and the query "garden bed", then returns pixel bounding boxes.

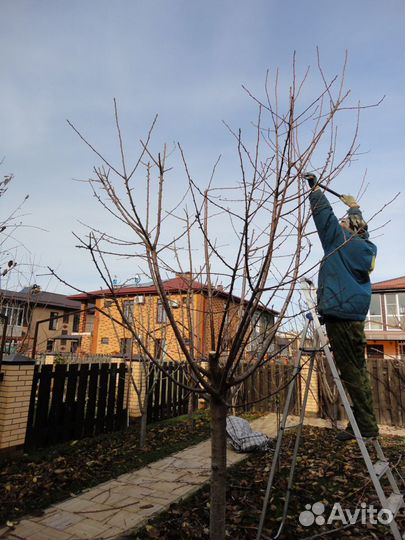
[131,426,405,540]
[0,411,214,526]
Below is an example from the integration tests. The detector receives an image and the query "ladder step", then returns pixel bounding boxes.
[373,459,390,478]
[386,493,404,517]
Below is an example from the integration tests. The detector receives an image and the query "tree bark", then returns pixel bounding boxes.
[139,410,147,448]
[188,391,196,430]
[209,395,227,540]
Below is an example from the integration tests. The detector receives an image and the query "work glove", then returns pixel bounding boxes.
[303,173,318,189]
[340,194,360,208]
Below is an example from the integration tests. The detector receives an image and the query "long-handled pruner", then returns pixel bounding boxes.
[302,173,343,199]
[316,183,342,198]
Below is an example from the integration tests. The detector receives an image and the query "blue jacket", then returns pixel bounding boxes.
[309,190,377,321]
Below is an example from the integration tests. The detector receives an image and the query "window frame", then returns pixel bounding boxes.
[366,344,384,359]
[123,300,134,323]
[72,313,81,333]
[1,304,25,327]
[384,293,402,331]
[366,294,383,331]
[120,337,132,357]
[156,301,167,324]
[154,338,166,360]
[49,311,59,331]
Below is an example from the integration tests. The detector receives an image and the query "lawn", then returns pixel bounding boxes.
[130,426,405,540]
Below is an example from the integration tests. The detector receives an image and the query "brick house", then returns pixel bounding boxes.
[365,276,405,359]
[0,287,81,356]
[69,274,278,360]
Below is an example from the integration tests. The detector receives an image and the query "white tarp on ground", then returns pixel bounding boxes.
[226,415,271,452]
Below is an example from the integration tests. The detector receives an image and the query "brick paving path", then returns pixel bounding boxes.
[1,415,403,540]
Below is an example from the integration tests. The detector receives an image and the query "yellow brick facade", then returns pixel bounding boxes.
[81,292,263,361]
[300,357,319,415]
[0,362,35,452]
[91,293,198,359]
[28,305,79,355]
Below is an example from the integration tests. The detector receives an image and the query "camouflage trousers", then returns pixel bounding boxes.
[325,318,379,435]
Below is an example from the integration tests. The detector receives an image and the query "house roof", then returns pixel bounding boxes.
[68,276,279,315]
[372,276,405,291]
[0,288,81,310]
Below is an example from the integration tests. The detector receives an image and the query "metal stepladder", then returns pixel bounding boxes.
[256,277,405,540]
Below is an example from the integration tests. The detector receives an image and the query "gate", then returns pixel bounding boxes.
[25,362,128,449]
[147,362,193,423]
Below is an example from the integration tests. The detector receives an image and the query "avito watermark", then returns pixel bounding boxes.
[299,501,393,527]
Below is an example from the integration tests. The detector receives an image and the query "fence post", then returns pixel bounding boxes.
[300,355,319,416]
[0,357,35,454]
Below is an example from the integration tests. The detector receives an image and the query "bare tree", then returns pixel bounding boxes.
[0,171,36,353]
[66,52,383,540]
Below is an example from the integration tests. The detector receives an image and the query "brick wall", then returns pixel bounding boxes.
[91,294,200,360]
[76,290,274,364]
[127,361,147,418]
[300,357,319,415]
[0,359,35,452]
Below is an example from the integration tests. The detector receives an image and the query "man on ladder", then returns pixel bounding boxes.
[305,173,379,441]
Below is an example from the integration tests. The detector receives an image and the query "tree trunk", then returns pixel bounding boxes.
[209,395,227,540]
[188,385,197,430]
[139,410,147,448]
[139,384,149,449]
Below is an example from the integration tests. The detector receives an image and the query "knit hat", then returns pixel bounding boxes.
[347,207,368,237]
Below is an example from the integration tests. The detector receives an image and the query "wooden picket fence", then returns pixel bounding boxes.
[319,357,405,427]
[25,362,128,449]
[147,362,194,423]
[232,359,300,415]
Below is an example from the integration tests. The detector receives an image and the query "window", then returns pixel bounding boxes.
[248,312,273,353]
[72,313,80,332]
[61,330,68,335]
[154,338,165,360]
[7,340,17,354]
[260,313,272,350]
[157,302,167,323]
[104,300,113,308]
[366,294,383,330]
[46,340,54,352]
[62,313,69,324]
[366,344,384,359]
[101,337,109,345]
[399,293,405,329]
[123,300,134,323]
[49,312,59,330]
[0,304,25,326]
[385,293,405,331]
[120,338,132,357]
[248,312,261,352]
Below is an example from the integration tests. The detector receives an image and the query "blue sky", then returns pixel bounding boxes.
[0,0,403,294]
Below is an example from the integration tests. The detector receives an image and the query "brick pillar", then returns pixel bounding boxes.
[300,356,319,416]
[0,358,35,453]
[127,360,146,419]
